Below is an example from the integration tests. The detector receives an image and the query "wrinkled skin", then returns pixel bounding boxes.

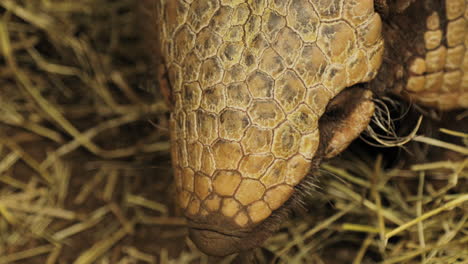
[145,0,468,257]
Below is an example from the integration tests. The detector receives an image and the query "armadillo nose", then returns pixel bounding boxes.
[187,213,280,257]
[189,228,240,257]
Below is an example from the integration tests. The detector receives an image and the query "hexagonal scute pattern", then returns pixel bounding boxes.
[156,0,384,228]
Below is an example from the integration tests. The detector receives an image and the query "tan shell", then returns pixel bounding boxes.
[404,1,468,110]
[158,0,384,228]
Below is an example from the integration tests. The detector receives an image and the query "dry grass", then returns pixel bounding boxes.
[0,1,467,263]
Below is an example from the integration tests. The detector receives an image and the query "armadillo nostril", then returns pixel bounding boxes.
[187,218,253,256]
[188,228,241,257]
[187,215,281,257]
[187,219,249,238]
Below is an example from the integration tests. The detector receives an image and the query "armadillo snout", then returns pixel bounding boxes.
[160,0,385,256]
[187,216,252,257]
[173,144,311,255]
[173,142,312,229]
[189,228,240,257]
[187,211,279,257]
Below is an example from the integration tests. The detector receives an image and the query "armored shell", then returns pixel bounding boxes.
[401,0,468,109]
[156,0,384,228]
[149,0,468,257]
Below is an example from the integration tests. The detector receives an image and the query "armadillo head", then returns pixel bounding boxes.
[157,0,384,257]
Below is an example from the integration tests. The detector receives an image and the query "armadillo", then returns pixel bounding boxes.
[147,0,468,257]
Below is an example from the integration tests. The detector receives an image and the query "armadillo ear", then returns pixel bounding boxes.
[320,87,375,159]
